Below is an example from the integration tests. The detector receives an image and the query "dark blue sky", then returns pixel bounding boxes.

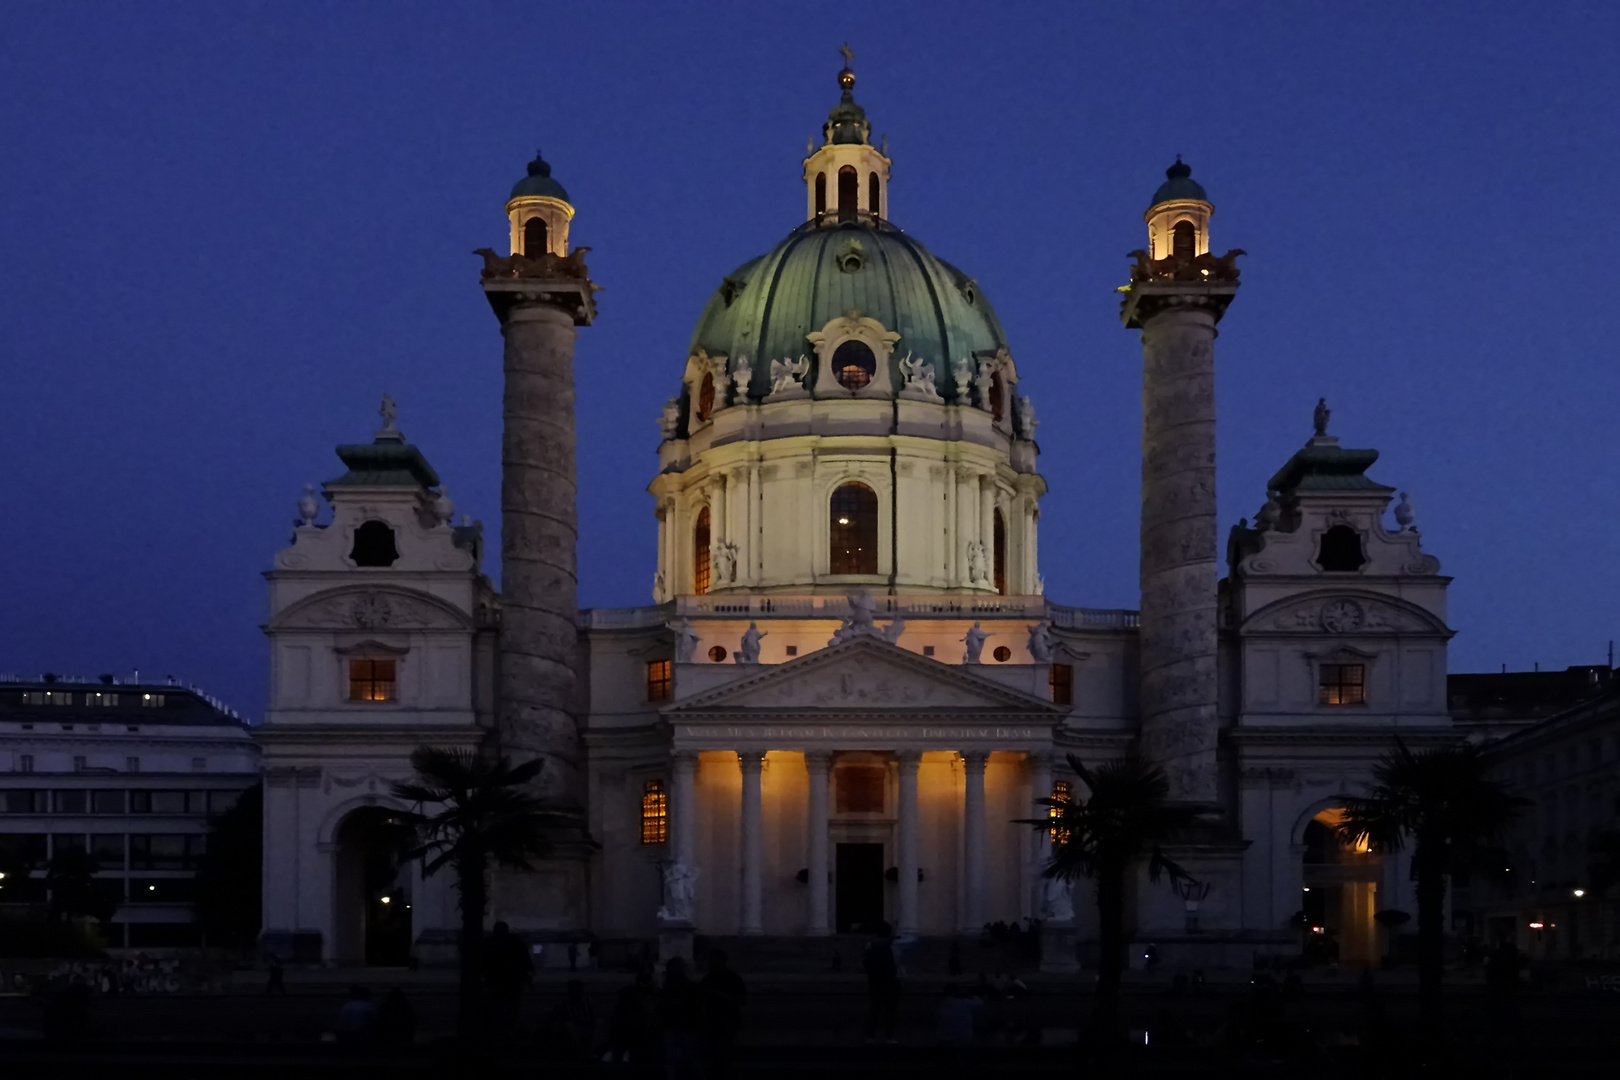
[4,2,1617,716]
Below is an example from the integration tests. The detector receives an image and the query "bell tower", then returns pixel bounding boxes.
[506,151,575,258]
[1120,160,1242,807]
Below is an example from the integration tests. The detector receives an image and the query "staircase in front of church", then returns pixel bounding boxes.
[694,934,1040,975]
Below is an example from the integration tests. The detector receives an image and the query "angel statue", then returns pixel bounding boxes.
[897,352,940,399]
[769,355,809,394]
[666,617,701,663]
[658,862,699,923]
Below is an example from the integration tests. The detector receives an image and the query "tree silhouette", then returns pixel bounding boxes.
[391,747,561,1039]
[1337,739,1528,1031]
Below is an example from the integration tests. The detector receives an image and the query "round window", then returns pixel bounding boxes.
[993,646,1012,663]
[832,340,877,391]
[708,645,728,663]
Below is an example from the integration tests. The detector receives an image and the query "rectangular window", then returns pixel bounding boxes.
[90,790,125,814]
[90,833,126,869]
[44,691,72,706]
[140,694,165,708]
[86,692,118,707]
[0,833,48,871]
[190,757,206,772]
[21,691,43,705]
[1050,663,1074,706]
[1050,780,1072,843]
[72,756,87,772]
[18,755,33,774]
[130,791,189,815]
[130,834,203,871]
[1318,663,1366,706]
[835,766,886,814]
[785,645,798,657]
[52,790,87,814]
[129,877,197,903]
[207,790,240,815]
[126,757,140,773]
[0,790,45,814]
[53,834,87,856]
[347,659,396,702]
[640,780,668,844]
[646,660,672,702]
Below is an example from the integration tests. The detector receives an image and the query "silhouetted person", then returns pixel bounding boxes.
[335,985,376,1043]
[660,957,704,1079]
[484,921,533,1040]
[701,949,747,1078]
[376,986,416,1044]
[545,978,597,1061]
[265,956,286,995]
[863,923,901,1043]
[607,970,657,1066]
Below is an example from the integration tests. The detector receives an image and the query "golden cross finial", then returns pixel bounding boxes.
[839,42,855,67]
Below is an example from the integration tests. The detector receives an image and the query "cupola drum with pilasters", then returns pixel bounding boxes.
[647,62,1047,603]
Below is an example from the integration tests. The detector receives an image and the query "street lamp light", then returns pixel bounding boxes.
[1177,879,1212,933]
[1573,888,1586,899]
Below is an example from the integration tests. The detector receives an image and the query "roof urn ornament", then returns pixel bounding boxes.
[432,486,455,526]
[1394,491,1415,531]
[379,394,399,435]
[296,484,320,527]
[1313,397,1330,438]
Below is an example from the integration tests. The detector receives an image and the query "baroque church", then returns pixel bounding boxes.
[258,63,1455,970]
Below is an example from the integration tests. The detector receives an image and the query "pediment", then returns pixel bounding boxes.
[269,586,473,632]
[668,637,1063,715]
[1240,590,1451,637]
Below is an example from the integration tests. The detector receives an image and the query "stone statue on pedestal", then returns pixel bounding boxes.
[658,862,698,923]
[962,622,988,664]
[667,617,701,663]
[1027,620,1055,662]
[1042,876,1075,923]
[735,621,766,663]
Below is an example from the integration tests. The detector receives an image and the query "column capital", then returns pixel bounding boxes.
[960,750,991,770]
[738,749,766,773]
[672,750,699,771]
[896,749,924,767]
[804,750,834,772]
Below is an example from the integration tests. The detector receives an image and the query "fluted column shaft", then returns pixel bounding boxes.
[1138,303,1222,805]
[739,751,765,935]
[961,751,988,932]
[805,752,832,936]
[497,300,583,811]
[897,752,922,934]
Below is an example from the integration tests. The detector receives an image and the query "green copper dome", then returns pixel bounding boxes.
[1148,158,1207,210]
[509,151,570,202]
[688,219,1009,403]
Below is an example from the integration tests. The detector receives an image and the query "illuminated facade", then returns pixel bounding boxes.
[259,63,1459,968]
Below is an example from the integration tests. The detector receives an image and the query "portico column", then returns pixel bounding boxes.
[897,751,922,935]
[805,752,832,936]
[961,751,989,932]
[1026,752,1053,919]
[671,752,698,869]
[739,750,765,935]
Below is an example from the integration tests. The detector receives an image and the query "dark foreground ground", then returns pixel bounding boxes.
[1,969,1617,1078]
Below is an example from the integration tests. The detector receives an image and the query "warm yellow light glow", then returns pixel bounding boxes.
[837,517,850,525]
[380,896,391,904]
[1574,888,1586,898]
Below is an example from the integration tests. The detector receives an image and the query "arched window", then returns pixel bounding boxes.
[1172,220,1196,260]
[838,165,858,221]
[829,482,878,575]
[992,508,1007,594]
[350,520,399,567]
[1050,779,1072,842]
[832,339,876,390]
[815,172,827,217]
[868,172,881,216]
[640,780,667,844]
[989,373,1005,421]
[695,372,715,421]
[693,507,711,595]
[1317,525,1366,572]
[522,216,549,257]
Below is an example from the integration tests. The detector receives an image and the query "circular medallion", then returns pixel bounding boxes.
[1320,599,1364,634]
[351,594,393,629]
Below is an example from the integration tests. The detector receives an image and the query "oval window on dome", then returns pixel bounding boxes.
[832,340,876,391]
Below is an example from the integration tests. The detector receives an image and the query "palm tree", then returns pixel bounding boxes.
[1337,739,1528,1031]
[391,747,561,1038]
[1022,752,1199,1042]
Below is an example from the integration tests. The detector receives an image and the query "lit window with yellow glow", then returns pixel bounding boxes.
[640,780,667,844]
[348,659,397,703]
[646,659,672,702]
[693,507,711,595]
[1050,780,1072,843]
[829,482,878,574]
[1318,663,1365,706]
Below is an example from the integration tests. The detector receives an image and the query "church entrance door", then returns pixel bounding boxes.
[333,807,414,966]
[835,842,885,933]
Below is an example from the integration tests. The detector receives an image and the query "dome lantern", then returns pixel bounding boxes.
[505,150,576,258]
[802,47,892,224]
[1145,157,1213,261]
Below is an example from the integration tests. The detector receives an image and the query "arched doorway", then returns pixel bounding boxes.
[1301,808,1381,969]
[333,806,414,966]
